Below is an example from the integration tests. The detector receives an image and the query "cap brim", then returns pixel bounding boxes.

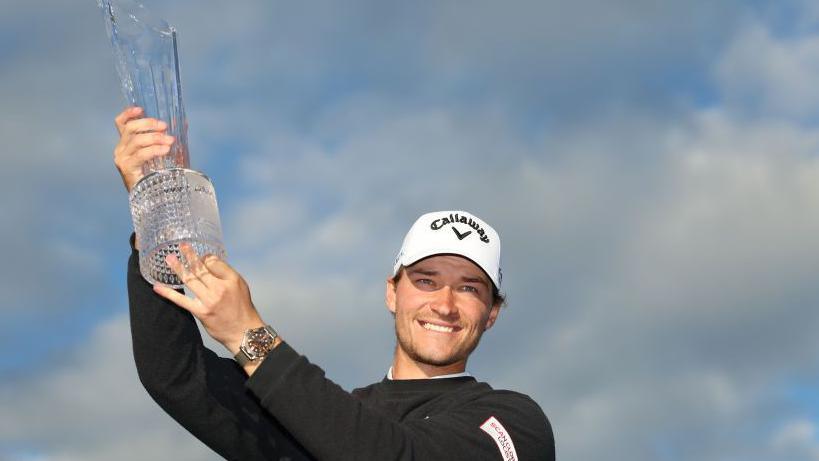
[395,248,500,290]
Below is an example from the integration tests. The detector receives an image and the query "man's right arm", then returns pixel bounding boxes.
[127,236,314,460]
[114,107,312,459]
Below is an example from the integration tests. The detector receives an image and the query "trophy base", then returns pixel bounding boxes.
[130,168,226,288]
[139,238,226,288]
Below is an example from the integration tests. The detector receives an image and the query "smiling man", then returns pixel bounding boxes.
[387,214,504,380]
[114,108,555,460]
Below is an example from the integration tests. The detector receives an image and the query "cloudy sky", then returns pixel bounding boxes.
[3,0,819,459]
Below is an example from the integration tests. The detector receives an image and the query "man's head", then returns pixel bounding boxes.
[386,211,503,374]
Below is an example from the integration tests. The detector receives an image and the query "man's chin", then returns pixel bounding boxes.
[411,349,466,368]
[396,334,474,368]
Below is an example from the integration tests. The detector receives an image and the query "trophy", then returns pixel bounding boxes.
[99,0,226,287]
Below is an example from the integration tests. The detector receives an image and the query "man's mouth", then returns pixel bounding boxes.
[419,320,460,333]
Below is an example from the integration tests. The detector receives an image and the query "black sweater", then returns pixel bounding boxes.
[127,239,555,460]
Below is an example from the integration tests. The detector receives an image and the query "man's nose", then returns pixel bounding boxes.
[430,285,457,317]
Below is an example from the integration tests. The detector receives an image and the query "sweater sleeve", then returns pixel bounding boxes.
[127,235,314,460]
[246,343,555,460]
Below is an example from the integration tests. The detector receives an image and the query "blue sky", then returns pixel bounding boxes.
[3,0,819,459]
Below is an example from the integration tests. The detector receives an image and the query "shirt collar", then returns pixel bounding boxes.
[386,366,472,380]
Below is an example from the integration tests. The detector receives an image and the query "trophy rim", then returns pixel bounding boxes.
[101,0,176,37]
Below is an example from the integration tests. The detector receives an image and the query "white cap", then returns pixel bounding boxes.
[392,211,502,289]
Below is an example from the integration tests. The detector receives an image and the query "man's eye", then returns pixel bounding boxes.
[412,278,434,287]
[461,285,479,293]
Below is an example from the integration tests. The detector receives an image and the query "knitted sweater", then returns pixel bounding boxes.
[127,238,555,460]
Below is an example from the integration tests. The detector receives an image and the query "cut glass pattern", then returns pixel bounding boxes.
[130,169,226,287]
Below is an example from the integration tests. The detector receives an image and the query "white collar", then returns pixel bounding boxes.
[386,366,472,380]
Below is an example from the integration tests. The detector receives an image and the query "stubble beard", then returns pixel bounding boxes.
[394,322,483,368]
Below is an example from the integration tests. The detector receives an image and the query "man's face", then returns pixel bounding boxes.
[386,255,500,370]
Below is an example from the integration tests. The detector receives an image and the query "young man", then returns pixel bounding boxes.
[115,107,555,460]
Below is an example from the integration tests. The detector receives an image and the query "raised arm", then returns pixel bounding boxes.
[115,107,313,460]
[127,242,312,460]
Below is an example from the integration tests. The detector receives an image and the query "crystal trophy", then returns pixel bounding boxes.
[99,0,226,288]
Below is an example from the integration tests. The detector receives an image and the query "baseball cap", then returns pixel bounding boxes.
[392,211,502,289]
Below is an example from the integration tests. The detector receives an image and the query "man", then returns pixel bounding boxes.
[114,107,555,460]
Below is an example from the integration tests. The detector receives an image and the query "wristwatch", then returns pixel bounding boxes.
[234,325,278,366]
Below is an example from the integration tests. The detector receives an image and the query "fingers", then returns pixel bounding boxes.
[114,132,175,169]
[154,243,217,314]
[114,106,168,135]
[202,254,236,280]
[123,118,169,137]
[125,131,175,150]
[114,106,172,156]
[132,144,172,164]
[115,106,143,135]
[113,106,176,191]
[165,252,209,296]
[179,243,217,285]
[153,284,201,313]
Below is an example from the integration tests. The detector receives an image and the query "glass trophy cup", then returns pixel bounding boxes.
[99,0,226,287]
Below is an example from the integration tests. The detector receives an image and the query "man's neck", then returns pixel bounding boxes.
[390,351,468,380]
[387,366,471,380]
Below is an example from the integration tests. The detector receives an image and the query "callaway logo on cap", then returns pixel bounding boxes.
[393,211,502,288]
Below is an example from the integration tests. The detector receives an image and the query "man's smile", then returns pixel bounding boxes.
[418,320,462,334]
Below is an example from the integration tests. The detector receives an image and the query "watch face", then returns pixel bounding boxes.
[247,339,267,355]
[243,327,275,358]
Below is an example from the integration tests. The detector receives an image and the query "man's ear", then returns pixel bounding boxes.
[483,302,501,331]
[385,276,397,314]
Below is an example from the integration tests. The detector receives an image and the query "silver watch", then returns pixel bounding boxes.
[234,325,278,366]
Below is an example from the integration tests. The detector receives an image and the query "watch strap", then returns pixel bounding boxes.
[234,348,252,367]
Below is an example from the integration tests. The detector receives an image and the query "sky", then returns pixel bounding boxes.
[2,0,819,459]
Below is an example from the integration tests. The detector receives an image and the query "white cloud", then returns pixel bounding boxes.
[0,314,219,461]
[771,420,819,461]
[482,107,819,460]
[0,0,131,318]
[717,20,819,119]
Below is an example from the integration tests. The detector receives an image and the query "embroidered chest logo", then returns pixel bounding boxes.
[480,416,518,461]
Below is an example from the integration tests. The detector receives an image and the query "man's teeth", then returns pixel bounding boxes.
[422,322,454,333]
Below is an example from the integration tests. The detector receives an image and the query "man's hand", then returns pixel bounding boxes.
[113,106,176,192]
[153,243,267,359]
